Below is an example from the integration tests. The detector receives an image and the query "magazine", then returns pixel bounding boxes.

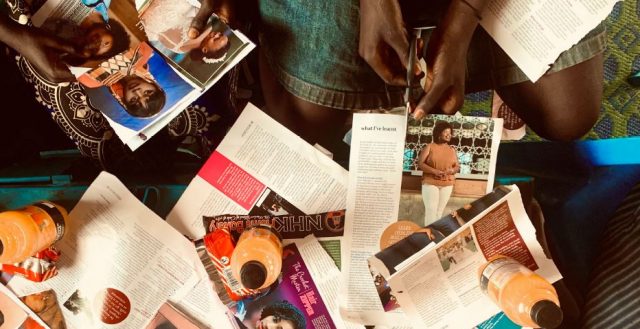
[339,111,503,327]
[6,172,204,329]
[31,0,254,150]
[145,302,206,329]
[165,103,349,327]
[167,103,348,243]
[138,0,255,90]
[214,235,363,329]
[367,185,561,329]
[0,284,52,329]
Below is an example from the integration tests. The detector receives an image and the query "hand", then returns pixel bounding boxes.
[188,0,238,39]
[413,2,480,116]
[358,0,419,86]
[434,169,447,179]
[15,26,77,83]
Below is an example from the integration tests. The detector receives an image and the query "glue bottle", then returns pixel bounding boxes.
[0,202,68,264]
[478,256,563,329]
[230,224,283,290]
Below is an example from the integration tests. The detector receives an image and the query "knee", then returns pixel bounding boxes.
[534,102,601,142]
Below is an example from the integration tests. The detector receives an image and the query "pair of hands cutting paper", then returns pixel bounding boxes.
[188,0,486,118]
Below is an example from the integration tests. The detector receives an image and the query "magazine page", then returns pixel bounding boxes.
[480,0,618,82]
[79,42,198,148]
[6,172,202,329]
[145,302,206,329]
[0,284,52,329]
[339,112,503,327]
[231,235,363,329]
[339,112,410,327]
[379,186,560,329]
[31,0,147,76]
[139,0,256,90]
[167,102,348,242]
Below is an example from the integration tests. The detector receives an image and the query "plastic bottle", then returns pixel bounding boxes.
[478,256,563,329]
[230,224,283,290]
[0,202,68,264]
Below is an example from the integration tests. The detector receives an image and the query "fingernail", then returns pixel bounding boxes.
[188,28,199,39]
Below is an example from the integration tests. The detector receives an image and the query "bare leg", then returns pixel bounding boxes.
[258,49,352,162]
[496,53,604,141]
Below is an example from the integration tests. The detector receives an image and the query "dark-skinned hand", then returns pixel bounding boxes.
[188,0,238,39]
[413,2,481,119]
[358,0,418,87]
[14,26,78,83]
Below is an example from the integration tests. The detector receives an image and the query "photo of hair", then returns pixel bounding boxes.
[34,0,146,70]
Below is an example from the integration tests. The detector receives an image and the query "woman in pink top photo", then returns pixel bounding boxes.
[417,121,460,226]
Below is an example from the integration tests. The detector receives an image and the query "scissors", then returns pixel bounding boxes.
[405,26,436,119]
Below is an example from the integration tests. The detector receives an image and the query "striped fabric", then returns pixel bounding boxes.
[581,183,640,329]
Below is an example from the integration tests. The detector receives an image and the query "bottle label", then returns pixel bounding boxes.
[34,202,66,242]
[480,257,530,294]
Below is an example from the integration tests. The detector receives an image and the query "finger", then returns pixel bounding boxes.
[387,30,410,70]
[189,1,215,39]
[416,80,447,113]
[367,54,406,86]
[440,91,463,115]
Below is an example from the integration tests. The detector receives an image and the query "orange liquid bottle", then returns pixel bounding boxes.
[230,224,283,290]
[0,202,68,264]
[478,256,563,329]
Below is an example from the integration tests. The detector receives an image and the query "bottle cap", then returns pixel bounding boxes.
[240,261,267,289]
[531,300,563,329]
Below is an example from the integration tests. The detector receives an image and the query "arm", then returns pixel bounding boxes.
[448,147,460,174]
[413,0,490,117]
[417,144,445,177]
[0,14,77,82]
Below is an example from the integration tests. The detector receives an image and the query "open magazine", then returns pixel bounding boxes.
[339,111,503,327]
[5,172,204,329]
[138,0,254,90]
[31,0,254,150]
[367,185,562,328]
[167,103,348,244]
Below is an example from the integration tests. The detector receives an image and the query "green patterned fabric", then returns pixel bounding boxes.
[461,0,640,140]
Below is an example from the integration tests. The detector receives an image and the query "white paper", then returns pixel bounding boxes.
[7,172,202,329]
[167,103,348,241]
[339,112,410,326]
[481,0,619,82]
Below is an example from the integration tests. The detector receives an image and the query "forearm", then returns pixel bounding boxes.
[441,0,490,48]
[0,14,26,52]
[419,163,442,175]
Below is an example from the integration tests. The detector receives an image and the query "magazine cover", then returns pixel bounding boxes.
[229,243,338,329]
[139,0,254,89]
[32,0,147,76]
[78,42,195,132]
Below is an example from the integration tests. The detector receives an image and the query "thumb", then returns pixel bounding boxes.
[189,1,215,39]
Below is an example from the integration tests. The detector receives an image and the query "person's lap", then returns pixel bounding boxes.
[258,0,606,151]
